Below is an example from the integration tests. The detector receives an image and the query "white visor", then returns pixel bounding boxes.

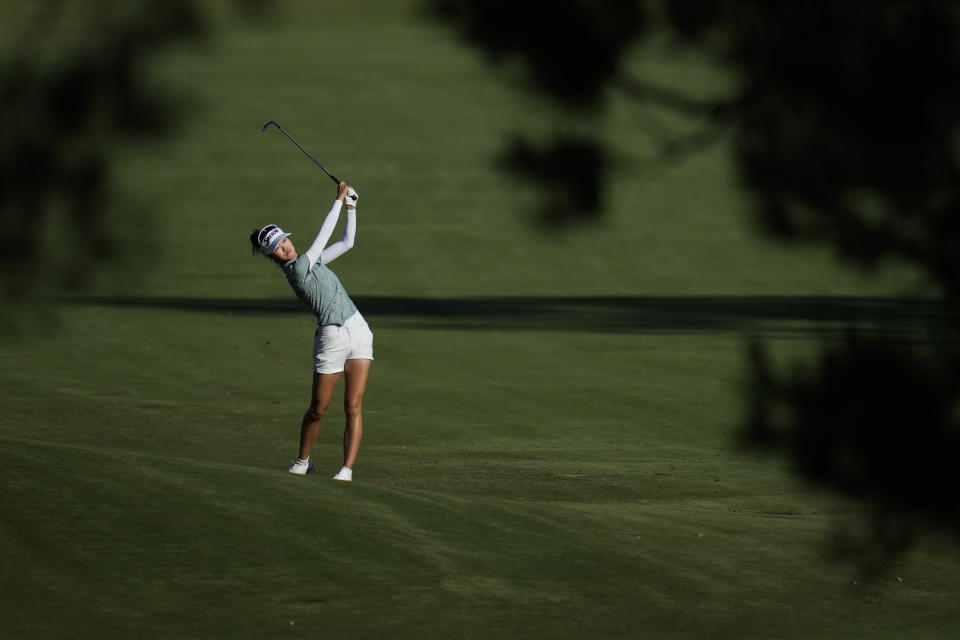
[258,225,291,255]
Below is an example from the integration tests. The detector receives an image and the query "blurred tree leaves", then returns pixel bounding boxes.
[500,134,608,227]
[430,0,646,107]
[429,2,960,290]
[429,0,647,224]
[746,332,960,573]
[0,0,270,333]
[430,0,960,568]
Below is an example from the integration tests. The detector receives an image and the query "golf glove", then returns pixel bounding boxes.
[346,187,359,206]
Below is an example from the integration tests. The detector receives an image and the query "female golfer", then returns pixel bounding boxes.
[250,181,372,482]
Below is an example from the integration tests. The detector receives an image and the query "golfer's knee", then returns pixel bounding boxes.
[344,398,363,420]
[305,405,327,422]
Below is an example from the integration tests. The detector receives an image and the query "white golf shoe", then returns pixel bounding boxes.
[288,458,314,475]
[332,466,353,482]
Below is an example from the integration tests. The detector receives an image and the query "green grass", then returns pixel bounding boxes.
[1,1,957,638]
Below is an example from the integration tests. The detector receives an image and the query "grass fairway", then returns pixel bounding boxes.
[2,1,958,638]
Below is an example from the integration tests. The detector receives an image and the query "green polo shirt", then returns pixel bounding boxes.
[282,255,357,326]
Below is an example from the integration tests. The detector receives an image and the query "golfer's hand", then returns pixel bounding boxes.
[338,182,358,208]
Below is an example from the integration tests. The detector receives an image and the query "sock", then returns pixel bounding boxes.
[297,457,309,465]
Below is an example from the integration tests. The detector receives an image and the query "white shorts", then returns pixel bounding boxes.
[313,311,374,374]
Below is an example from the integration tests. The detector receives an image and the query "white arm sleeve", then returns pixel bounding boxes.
[320,206,356,265]
[304,200,344,268]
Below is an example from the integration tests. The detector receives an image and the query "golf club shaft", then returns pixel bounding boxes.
[262,120,340,185]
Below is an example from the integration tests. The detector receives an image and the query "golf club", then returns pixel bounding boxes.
[261,120,341,185]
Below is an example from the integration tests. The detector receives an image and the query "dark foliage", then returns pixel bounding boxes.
[429,0,646,226]
[500,135,607,226]
[429,0,646,107]
[0,0,271,315]
[0,1,205,304]
[429,0,960,565]
[748,335,960,566]
[721,2,960,306]
[687,1,960,566]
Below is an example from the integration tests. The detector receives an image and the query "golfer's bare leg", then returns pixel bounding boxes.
[299,372,340,460]
[342,358,371,469]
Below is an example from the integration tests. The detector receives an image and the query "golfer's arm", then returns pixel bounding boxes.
[320,206,356,265]
[304,199,343,268]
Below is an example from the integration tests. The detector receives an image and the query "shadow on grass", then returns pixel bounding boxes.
[69,295,951,336]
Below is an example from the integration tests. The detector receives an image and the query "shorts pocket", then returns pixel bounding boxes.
[316,325,342,353]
